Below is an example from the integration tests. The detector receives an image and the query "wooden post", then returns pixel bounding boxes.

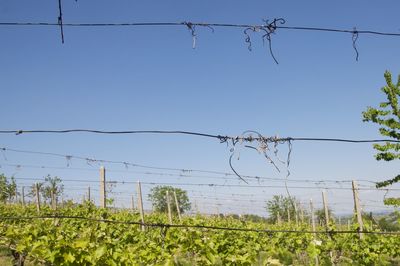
[352,180,364,239]
[87,186,91,202]
[322,190,330,230]
[173,191,182,222]
[166,190,173,224]
[35,183,41,213]
[322,191,334,263]
[277,211,281,225]
[131,194,135,210]
[310,199,316,237]
[51,190,56,210]
[310,198,319,266]
[21,186,25,206]
[300,206,304,224]
[294,202,299,227]
[14,184,18,204]
[100,166,106,208]
[137,181,145,231]
[194,200,199,214]
[287,207,291,223]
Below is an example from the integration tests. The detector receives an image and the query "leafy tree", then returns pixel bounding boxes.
[29,182,44,199]
[377,211,400,231]
[0,174,17,203]
[28,176,64,206]
[265,195,301,223]
[362,71,400,205]
[148,186,191,214]
[42,175,64,205]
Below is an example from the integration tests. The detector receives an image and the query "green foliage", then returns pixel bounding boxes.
[384,197,400,207]
[0,174,17,203]
[376,174,400,188]
[148,186,191,214]
[363,71,400,162]
[265,195,301,223]
[0,204,399,265]
[362,71,400,205]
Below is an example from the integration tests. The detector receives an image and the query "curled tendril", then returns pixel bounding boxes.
[229,152,248,184]
[183,21,197,49]
[261,32,279,64]
[383,189,389,200]
[262,18,285,64]
[203,24,215,33]
[243,18,285,64]
[352,27,359,61]
[244,27,258,51]
[263,18,286,33]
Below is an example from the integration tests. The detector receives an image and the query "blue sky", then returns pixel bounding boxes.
[0,0,400,216]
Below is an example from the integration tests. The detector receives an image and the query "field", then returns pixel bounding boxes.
[0,202,399,265]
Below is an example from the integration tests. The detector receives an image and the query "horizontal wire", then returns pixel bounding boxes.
[0,21,399,37]
[0,129,223,139]
[0,162,379,184]
[0,147,384,184]
[13,182,392,208]
[1,129,400,144]
[1,215,399,235]
[0,146,241,176]
[10,177,399,191]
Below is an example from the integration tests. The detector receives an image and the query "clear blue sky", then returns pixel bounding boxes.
[0,0,399,216]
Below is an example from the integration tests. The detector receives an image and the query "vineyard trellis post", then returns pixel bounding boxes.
[310,198,319,266]
[137,181,145,231]
[173,191,182,222]
[100,166,106,208]
[277,211,281,225]
[131,194,135,210]
[87,186,91,202]
[352,180,364,239]
[294,202,299,227]
[51,189,56,210]
[166,190,173,224]
[14,184,18,204]
[21,186,25,206]
[35,183,41,213]
[287,207,291,223]
[322,190,330,230]
[322,190,334,263]
[300,206,304,224]
[194,200,199,214]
